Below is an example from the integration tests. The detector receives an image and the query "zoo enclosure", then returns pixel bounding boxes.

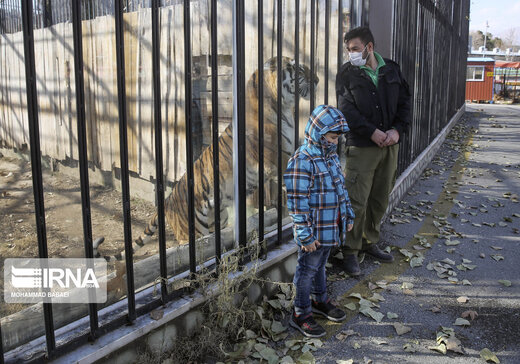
[0,0,469,362]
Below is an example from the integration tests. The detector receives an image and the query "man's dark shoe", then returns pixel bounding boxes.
[342,254,361,276]
[290,312,326,338]
[312,299,346,322]
[364,244,394,262]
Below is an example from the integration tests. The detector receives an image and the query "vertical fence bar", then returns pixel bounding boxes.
[20,0,56,356]
[310,0,316,111]
[338,0,343,74]
[200,0,222,267]
[0,321,4,364]
[324,0,330,104]
[184,0,197,272]
[257,0,265,254]
[294,0,300,148]
[210,0,221,268]
[336,0,344,157]
[114,0,136,322]
[43,0,52,27]
[232,0,247,248]
[276,0,283,244]
[71,0,99,339]
[151,0,168,301]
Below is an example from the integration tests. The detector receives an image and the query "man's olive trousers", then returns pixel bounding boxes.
[342,144,399,254]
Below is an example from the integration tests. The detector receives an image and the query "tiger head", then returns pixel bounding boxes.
[248,56,319,108]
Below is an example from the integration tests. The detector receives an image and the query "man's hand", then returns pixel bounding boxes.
[382,129,399,147]
[347,223,353,232]
[370,129,387,148]
[302,240,321,252]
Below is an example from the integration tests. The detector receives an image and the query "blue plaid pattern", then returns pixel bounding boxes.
[285,105,355,247]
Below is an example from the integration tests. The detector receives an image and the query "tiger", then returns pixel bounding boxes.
[93,57,318,261]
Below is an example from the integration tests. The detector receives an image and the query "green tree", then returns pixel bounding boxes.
[471,30,505,50]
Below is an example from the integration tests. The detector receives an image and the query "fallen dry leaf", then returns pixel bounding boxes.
[430,305,441,313]
[461,310,478,320]
[480,348,500,363]
[336,329,358,341]
[454,317,471,326]
[368,282,378,290]
[150,309,164,321]
[429,343,447,354]
[344,302,357,311]
[445,336,464,354]
[457,296,469,303]
[393,322,412,336]
[387,312,399,319]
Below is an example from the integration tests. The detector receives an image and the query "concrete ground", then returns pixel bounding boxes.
[310,104,520,364]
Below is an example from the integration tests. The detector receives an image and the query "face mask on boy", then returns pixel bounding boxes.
[321,136,337,154]
[349,45,368,67]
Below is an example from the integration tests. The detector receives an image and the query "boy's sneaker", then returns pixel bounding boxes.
[290,312,326,338]
[312,299,346,322]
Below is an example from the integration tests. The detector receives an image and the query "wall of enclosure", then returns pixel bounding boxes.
[0,0,469,362]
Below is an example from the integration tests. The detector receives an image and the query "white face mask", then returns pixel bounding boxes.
[349,45,368,66]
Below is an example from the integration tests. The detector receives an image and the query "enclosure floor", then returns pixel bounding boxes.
[0,154,176,315]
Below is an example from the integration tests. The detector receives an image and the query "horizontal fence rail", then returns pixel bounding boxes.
[0,0,469,361]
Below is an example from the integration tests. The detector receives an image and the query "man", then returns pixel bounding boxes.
[336,26,411,276]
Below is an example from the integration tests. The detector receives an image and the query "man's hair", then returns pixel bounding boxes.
[344,26,375,47]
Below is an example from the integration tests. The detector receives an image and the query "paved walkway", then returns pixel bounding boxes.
[311,104,520,363]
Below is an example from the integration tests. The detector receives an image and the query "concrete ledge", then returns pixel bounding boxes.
[48,233,298,364]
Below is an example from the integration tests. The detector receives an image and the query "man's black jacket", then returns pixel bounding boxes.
[336,58,412,147]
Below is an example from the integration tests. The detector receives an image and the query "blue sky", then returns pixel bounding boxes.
[469,0,520,43]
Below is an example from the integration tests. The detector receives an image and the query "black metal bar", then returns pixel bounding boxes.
[294,0,300,148]
[336,0,344,158]
[324,0,330,104]
[276,0,282,244]
[257,0,265,254]
[234,0,247,248]
[210,0,221,268]
[20,0,56,357]
[151,0,168,302]
[114,0,136,322]
[338,0,343,74]
[43,0,52,27]
[310,0,316,111]
[184,0,197,271]
[71,0,99,339]
[0,321,4,364]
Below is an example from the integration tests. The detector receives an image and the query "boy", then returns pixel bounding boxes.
[284,104,355,337]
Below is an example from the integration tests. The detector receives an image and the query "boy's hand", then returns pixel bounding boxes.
[347,223,353,231]
[302,240,321,252]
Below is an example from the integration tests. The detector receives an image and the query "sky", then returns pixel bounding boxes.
[469,0,520,44]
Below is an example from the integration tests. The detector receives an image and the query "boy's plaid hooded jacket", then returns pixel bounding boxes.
[284,105,355,247]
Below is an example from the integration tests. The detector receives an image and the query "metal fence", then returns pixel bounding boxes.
[0,0,469,362]
[392,0,470,175]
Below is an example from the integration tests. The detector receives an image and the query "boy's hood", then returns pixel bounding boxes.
[304,105,350,145]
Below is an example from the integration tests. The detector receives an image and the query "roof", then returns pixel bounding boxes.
[495,60,520,69]
[467,57,496,63]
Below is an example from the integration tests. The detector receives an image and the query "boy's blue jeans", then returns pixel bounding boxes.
[293,245,332,316]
